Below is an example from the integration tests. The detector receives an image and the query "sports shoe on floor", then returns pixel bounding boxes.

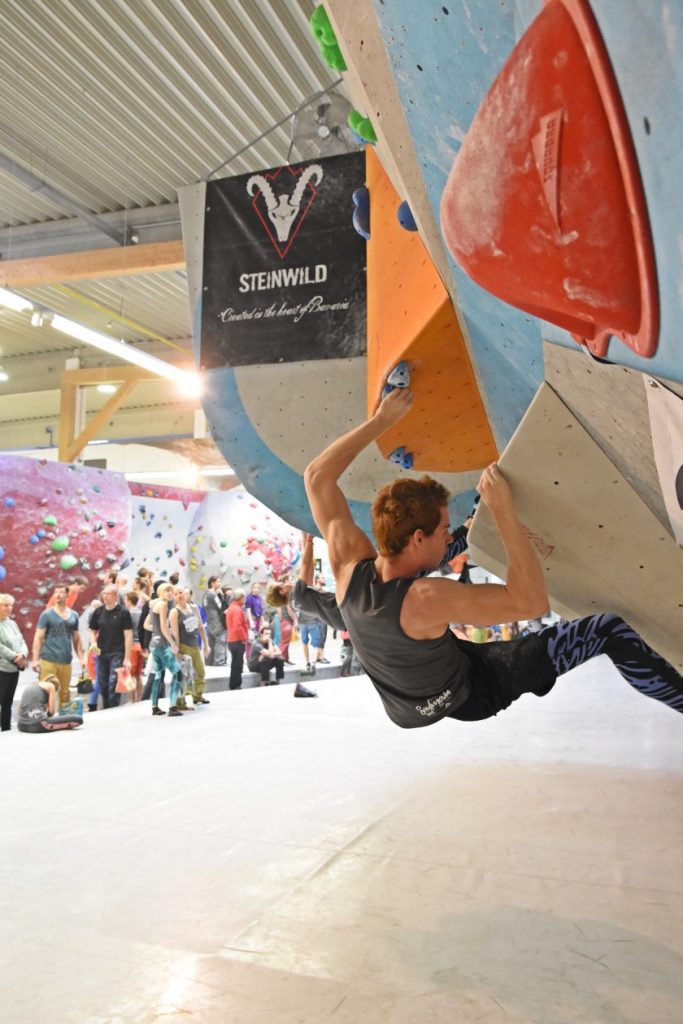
[177,702,195,710]
[167,706,183,717]
[87,705,97,712]
[294,683,318,698]
[318,658,331,665]
[194,697,210,704]
[300,663,316,677]
[152,706,165,716]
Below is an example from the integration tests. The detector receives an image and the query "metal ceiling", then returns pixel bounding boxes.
[0,0,343,450]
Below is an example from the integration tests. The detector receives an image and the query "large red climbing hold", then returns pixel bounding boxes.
[440,0,658,359]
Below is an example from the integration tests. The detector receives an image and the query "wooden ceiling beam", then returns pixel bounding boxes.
[0,239,185,288]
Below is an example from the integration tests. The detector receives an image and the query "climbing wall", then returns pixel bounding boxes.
[186,490,300,594]
[468,382,683,671]
[0,455,131,639]
[127,482,204,580]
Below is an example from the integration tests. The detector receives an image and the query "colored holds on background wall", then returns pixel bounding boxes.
[309,4,347,71]
[29,535,39,545]
[0,546,4,560]
[50,536,70,552]
[59,555,78,571]
[0,566,5,581]
[43,514,57,527]
[348,110,377,144]
[4,497,15,508]
[352,186,370,240]
[397,200,417,231]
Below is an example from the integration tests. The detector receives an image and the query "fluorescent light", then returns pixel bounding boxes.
[51,315,201,393]
[199,465,234,476]
[87,439,109,446]
[0,287,33,313]
[97,383,117,394]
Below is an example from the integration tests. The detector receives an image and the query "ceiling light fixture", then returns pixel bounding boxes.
[51,315,201,394]
[0,287,33,313]
[0,368,8,382]
[199,465,234,476]
[96,383,117,394]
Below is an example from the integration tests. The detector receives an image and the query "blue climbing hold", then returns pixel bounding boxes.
[352,187,370,240]
[388,446,414,470]
[0,565,5,581]
[4,497,15,508]
[387,360,410,389]
[29,535,39,545]
[397,200,418,231]
[0,546,4,560]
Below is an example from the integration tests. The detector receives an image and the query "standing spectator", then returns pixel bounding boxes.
[202,576,227,666]
[147,583,183,717]
[272,575,296,664]
[32,584,86,707]
[244,582,264,635]
[248,625,285,685]
[0,593,28,732]
[313,574,331,664]
[46,576,88,611]
[226,589,248,690]
[124,591,146,702]
[222,586,234,608]
[169,586,210,707]
[88,585,133,710]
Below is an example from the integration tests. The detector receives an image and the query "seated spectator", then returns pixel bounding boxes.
[18,675,82,733]
[248,625,285,685]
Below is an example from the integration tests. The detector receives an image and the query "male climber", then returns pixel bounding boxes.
[302,388,683,728]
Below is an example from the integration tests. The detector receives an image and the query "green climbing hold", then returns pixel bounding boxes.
[59,554,79,571]
[309,4,347,71]
[348,109,377,143]
[50,535,70,552]
[43,514,58,527]
[220,540,228,548]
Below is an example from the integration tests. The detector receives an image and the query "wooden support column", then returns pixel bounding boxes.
[58,365,159,462]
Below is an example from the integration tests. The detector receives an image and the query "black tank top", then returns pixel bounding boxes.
[340,559,471,728]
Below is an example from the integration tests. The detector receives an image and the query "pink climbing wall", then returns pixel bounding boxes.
[0,456,304,643]
[0,455,131,638]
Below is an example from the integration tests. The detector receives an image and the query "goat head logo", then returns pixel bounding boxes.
[246,164,323,259]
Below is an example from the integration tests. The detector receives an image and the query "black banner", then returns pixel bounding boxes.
[200,152,367,368]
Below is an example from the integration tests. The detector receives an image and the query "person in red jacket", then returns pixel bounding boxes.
[226,589,248,690]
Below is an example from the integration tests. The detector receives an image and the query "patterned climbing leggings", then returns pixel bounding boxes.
[540,614,683,713]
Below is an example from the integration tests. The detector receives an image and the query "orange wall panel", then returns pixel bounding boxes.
[366,148,497,471]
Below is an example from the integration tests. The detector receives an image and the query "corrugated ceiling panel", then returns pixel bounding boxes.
[22,272,192,343]
[0,0,338,220]
[0,169,67,227]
